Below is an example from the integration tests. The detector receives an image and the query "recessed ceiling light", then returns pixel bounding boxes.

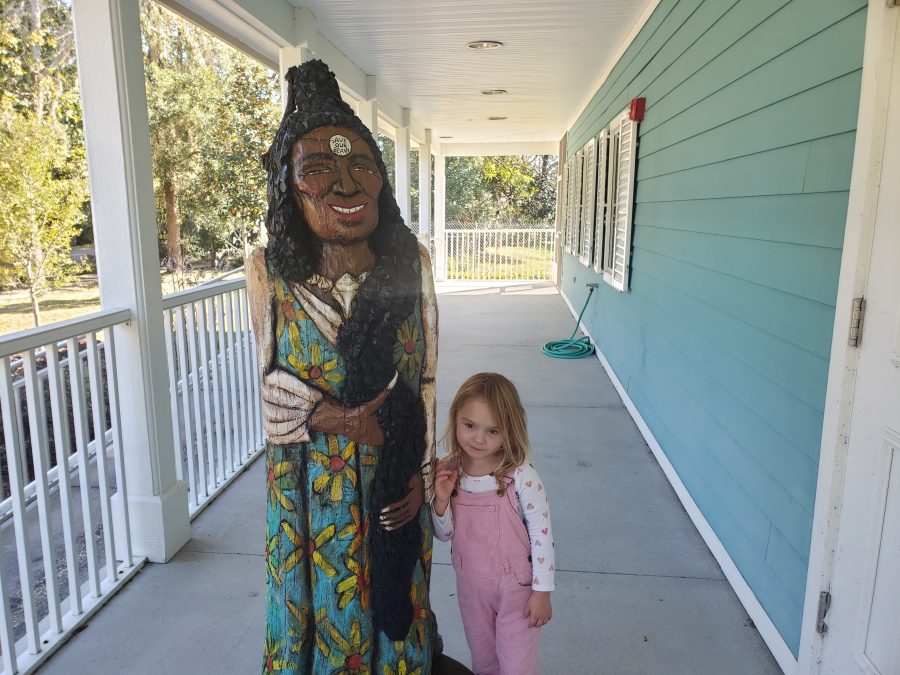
[481,89,508,96]
[487,116,507,121]
[467,40,503,50]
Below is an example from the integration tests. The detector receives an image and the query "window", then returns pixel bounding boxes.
[592,129,609,273]
[594,108,638,292]
[579,138,596,266]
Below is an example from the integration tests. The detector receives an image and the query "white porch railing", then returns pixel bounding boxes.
[162,276,264,517]
[0,309,143,675]
[444,227,555,281]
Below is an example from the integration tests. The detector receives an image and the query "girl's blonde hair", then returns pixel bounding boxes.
[442,372,530,495]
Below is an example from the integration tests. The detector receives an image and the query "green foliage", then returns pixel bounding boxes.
[445,154,557,226]
[141,0,280,267]
[0,102,88,326]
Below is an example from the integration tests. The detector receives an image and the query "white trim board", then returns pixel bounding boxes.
[559,288,798,675]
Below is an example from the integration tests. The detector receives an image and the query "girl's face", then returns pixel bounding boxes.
[455,397,505,469]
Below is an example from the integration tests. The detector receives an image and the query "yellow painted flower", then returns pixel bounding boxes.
[308,517,338,581]
[274,281,308,340]
[266,533,281,586]
[287,600,310,654]
[393,318,423,381]
[310,436,358,502]
[336,554,370,610]
[280,520,305,576]
[263,627,297,673]
[288,342,343,392]
[323,618,372,674]
[267,453,295,512]
[383,655,422,675]
[408,582,430,649]
[337,504,367,556]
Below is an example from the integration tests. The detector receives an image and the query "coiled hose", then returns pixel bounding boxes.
[542,286,596,359]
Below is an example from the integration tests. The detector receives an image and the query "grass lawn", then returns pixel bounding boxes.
[447,244,553,281]
[0,268,239,337]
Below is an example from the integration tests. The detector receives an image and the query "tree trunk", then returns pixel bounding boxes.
[30,0,44,120]
[29,289,41,327]
[164,177,181,267]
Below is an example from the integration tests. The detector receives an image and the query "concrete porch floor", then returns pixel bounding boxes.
[39,282,782,675]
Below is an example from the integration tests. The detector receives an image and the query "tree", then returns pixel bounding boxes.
[0,103,87,326]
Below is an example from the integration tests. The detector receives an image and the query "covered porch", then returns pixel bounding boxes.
[36,282,781,674]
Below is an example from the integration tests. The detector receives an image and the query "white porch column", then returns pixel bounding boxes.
[279,8,318,108]
[72,0,189,563]
[394,110,411,226]
[357,75,379,136]
[433,153,447,282]
[418,130,433,244]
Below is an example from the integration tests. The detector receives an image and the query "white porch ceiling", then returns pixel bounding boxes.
[165,0,656,149]
[290,0,654,145]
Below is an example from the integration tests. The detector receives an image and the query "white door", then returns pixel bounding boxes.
[819,8,900,674]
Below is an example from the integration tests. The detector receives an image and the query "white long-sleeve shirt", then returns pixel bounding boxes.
[432,463,555,592]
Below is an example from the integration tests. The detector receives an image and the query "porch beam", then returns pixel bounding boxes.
[418,130,433,242]
[356,75,379,136]
[72,0,190,563]
[442,141,560,157]
[395,110,412,226]
[433,153,447,282]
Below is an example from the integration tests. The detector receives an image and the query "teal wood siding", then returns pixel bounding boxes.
[561,0,866,655]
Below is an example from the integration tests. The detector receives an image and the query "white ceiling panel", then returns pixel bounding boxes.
[288,0,655,145]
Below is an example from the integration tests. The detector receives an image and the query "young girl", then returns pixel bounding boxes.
[432,372,554,675]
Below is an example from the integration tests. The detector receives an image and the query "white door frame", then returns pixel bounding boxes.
[797,2,899,673]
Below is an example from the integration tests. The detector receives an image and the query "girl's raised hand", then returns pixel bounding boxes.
[432,456,459,516]
[524,590,552,628]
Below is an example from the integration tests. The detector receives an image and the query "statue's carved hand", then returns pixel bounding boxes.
[379,472,424,531]
[262,369,322,444]
[311,385,391,447]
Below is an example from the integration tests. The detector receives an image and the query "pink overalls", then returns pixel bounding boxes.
[450,476,541,675]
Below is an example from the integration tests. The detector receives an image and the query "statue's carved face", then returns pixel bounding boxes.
[291,125,383,245]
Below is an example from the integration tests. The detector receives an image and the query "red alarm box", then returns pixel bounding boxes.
[629,97,646,121]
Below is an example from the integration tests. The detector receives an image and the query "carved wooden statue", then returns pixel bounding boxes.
[247,60,440,673]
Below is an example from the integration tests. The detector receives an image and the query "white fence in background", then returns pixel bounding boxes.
[444,227,555,281]
[162,277,264,517]
[0,309,141,675]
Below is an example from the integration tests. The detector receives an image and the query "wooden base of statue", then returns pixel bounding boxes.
[433,653,475,675]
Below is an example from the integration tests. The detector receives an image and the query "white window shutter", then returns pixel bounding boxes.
[593,129,608,273]
[564,156,576,254]
[559,159,569,253]
[609,111,638,292]
[579,138,596,266]
[572,150,584,255]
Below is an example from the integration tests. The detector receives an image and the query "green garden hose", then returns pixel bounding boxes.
[542,286,597,359]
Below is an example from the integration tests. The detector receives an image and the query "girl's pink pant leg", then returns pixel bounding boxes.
[450,477,542,675]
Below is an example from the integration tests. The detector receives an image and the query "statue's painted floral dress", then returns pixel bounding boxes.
[262,268,435,675]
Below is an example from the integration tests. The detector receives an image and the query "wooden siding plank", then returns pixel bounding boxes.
[633,218,843,307]
[632,193,848,249]
[639,73,862,179]
[803,132,857,193]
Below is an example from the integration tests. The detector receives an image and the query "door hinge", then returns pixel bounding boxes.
[848,297,866,347]
[816,591,832,635]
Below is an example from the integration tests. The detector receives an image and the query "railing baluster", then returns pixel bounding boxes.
[66,337,101,598]
[185,303,208,500]
[225,291,241,470]
[197,299,216,492]
[103,327,133,568]
[22,351,63,634]
[216,295,235,475]
[207,298,225,483]
[85,332,118,584]
[238,290,255,457]
[247,293,262,448]
[231,291,249,464]
[174,307,197,508]
[163,309,183,483]
[0,358,39,654]
[45,345,82,617]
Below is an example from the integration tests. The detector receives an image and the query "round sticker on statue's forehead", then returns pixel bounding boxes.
[329,134,352,156]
